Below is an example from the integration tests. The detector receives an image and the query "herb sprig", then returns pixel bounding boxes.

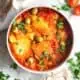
[68,52,80,79]
[0,72,10,80]
[52,4,71,11]
[10,63,18,70]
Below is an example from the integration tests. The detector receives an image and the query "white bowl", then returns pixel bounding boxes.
[7,6,74,74]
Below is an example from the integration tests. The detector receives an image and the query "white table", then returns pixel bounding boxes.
[0,0,80,80]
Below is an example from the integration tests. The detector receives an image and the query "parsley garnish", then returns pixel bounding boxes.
[10,63,18,70]
[17,22,27,33]
[0,72,10,80]
[57,20,64,29]
[61,4,70,11]
[52,4,71,11]
[68,52,80,79]
[14,78,20,80]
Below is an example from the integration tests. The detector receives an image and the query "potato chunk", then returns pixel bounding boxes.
[9,34,16,43]
[12,37,31,63]
[32,17,50,35]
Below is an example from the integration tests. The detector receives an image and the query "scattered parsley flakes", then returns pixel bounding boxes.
[68,52,80,79]
[14,78,20,80]
[52,4,71,11]
[61,4,71,11]
[57,20,64,29]
[10,63,18,70]
[0,72,10,80]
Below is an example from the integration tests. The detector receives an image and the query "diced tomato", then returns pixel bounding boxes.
[28,49,33,56]
[36,64,42,71]
[24,62,29,68]
[30,62,37,70]
[22,12,28,19]
[38,11,58,30]
[73,5,80,15]
[50,39,59,50]
[22,12,30,19]
[48,61,53,66]
[38,11,47,19]
[16,15,23,24]
[38,11,52,22]
[44,58,48,65]
[67,0,79,8]
[52,54,57,65]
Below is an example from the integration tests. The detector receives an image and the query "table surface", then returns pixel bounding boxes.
[0,0,80,80]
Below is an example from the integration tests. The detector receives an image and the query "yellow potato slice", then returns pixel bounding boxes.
[32,17,50,35]
[12,37,31,60]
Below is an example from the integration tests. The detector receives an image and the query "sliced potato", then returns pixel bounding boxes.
[32,17,50,35]
[12,37,31,60]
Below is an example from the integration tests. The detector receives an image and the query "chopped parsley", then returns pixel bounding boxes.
[19,48,23,53]
[52,4,71,11]
[40,51,52,60]
[13,20,17,26]
[17,22,24,31]
[60,44,66,52]
[14,78,20,80]
[57,20,64,29]
[0,72,10,80]
[10,63,18,70]
[59,42,66,52]
[68,52,80,79]
[61,4,71,11]
[17,22,27,33]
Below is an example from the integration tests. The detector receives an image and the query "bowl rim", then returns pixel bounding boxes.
[6,6,74,74]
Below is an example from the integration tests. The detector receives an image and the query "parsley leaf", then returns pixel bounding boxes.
[14,78,20,80]
[61,4,70,11]
[10,63,18,70]
[57,20,64,29]
[68,52,80,79]
[52,4,71,11]
[0,72,10,80]
[17,22,27,33]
